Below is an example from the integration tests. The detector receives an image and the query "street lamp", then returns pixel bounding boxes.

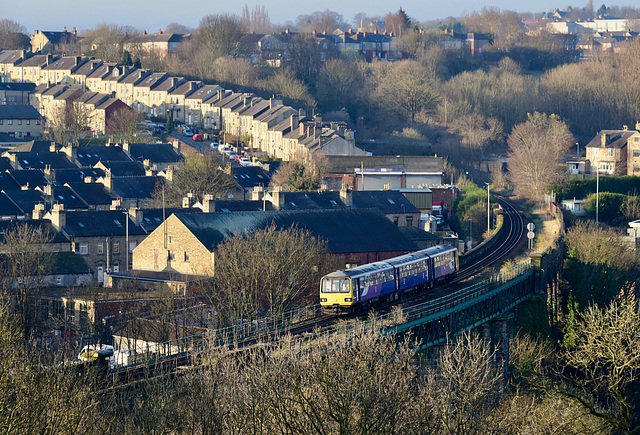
[485,182,490,232]
[576,142,580,157]
[596,166,600,227]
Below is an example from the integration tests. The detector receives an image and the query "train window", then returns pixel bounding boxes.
[322,279,350,293]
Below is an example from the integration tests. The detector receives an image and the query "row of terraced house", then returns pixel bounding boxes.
[0,49,364,162]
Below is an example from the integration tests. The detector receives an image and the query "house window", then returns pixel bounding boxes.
[18,119,22,125]
[184,252,190,262]
[56,276,63,286]
[113,241,119,253]
[26,120,30,125]
[406,216,414,226]
[634,151,640,158]
[168,250,175,261]
[7,119,12,125]
[608,148,614,157]
[169,236,174,244]
[113,264,119,273]
[0,120,3,125]
[97,242,104,254]
[80,242,88,255]
[393,217,399,226]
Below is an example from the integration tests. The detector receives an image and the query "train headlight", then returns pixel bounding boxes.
[344,298,352,302]
[320,298,327,302]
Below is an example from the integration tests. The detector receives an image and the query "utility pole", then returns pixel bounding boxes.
[485,183,491,232]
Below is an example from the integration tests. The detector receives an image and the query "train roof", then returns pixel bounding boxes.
[323,260,394,279]
[421,245,457,257]
[384,251,428,267]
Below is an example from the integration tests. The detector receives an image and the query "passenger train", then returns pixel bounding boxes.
[320,245,458,313]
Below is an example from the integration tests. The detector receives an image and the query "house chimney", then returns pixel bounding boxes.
[51,204,66,230]
[122,141,130,153]
[623,125,628,131]
[182,192,195,208]
[172,139,181,154]
[110,199,121,210]
[601,132,609,147]
[271,186,284,209]
[143,158,151,169]
[103,170,113,190]
[202,194,215,213]
[49,142,57,152]
[32,203,45,220]
[164,168,173,181]
[128,208,143,224]
[290,114,298,130]
[251,185,264,201]
[44,165,54,181]
[340,185,353,206]
[84,176,92,183]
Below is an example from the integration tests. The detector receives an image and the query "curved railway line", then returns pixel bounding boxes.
[110,196,528,382]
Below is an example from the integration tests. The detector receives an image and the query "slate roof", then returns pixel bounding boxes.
[0,133,29,146]
[0,83,36,92]
[13,151,75,170]
[95,161,145,177]
[0,219,67,244]
[352,191,420,214]
[111,176,161,200]
[0,50,24,65]
[0,173,20,191]
[65,182,114,207]
[45,185,88,210]
[138,207,202,232]
[231,166,271,188]
[15,54,52,67]
[75,145,131,167]
[41,56,85,71]
[0,192,24,216]
[206,200,274,212]
[2,189,46,213]
[61,210,146,237]
[0,105,42,120]
[6,169,48,189]
[172,208,418,254]
[50,167,105,184]
[8,140,57,153]
[126,143,183,164]
[0,158,11,171]
[324,155,443,174]
[586,130,637,149]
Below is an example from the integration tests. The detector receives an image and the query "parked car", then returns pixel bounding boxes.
[238,156,252,166]
[182,128,194,137]
[193,133,204,141]
[226,151,238,160]
[210,142,219,150]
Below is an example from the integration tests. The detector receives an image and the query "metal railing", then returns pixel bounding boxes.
[115,260,533,369]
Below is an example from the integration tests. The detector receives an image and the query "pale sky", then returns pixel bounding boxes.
[6,0,579,34]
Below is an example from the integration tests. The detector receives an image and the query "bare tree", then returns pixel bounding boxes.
[294,9,348,33]
[107,105,145,143]
[241,4,272,33]
[196,14,246,60]
[374,60,439,123]
[47,102,91,146]
[263,68,315,107]
[507,112,573,202]
[153,153,237,207]
[206,224,336,325]
[211,56,256,87]
[316,58,364,112]
[561,289,640,433]
[0,19,29,50]
[0,223,53,339]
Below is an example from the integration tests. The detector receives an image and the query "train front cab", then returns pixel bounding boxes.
[320,274,355,313]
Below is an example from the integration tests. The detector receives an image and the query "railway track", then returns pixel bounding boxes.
[110,196,527,381]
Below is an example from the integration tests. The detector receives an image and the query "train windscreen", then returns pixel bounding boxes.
[321,278,350,293]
